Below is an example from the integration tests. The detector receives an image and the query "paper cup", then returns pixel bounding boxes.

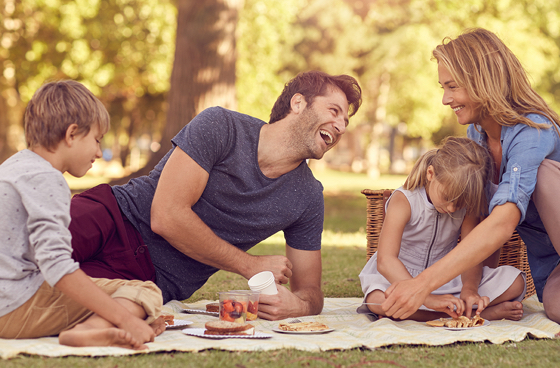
[248,271,278,295]
[229,290,260,321]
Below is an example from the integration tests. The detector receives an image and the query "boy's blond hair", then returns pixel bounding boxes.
[24,80,110,151]
[404,136,492,217]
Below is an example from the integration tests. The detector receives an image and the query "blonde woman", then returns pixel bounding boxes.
[359,137,526,321]
[382,28,560,323]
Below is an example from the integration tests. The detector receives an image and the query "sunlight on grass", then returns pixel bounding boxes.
[260,230,366,248]
[311,168,406,195]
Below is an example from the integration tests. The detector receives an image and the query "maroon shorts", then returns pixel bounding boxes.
[69,184,156,282]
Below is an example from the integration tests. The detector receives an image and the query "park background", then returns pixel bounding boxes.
[2,1,560,367]
[2,0,560,182]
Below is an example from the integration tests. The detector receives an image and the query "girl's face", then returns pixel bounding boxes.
[426,165,459,214]
[438,63,481,126]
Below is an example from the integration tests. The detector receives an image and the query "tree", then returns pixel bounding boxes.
[111,0,244,183]
[0,0,176,166]
[237,0,301,121]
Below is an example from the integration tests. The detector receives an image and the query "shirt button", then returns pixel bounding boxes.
[138,247,145,253]
[513,167,518,172]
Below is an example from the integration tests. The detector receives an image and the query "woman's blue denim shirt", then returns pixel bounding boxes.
[468,113,560,300]
[468,113,560,224]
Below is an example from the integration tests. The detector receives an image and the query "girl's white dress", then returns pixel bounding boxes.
[358,186,526,314]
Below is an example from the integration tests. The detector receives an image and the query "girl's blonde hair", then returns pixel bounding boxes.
[432,28,560,131]
[404,136,492,217]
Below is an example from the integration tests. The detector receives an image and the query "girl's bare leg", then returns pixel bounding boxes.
[477,274,525,321]
[365,290,451,322]
[368,274,525,322]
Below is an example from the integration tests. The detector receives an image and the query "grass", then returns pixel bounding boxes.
[5,169,560,367]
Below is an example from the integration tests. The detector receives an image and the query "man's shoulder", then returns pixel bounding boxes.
[289,164,324,199]
[302,165,323,189]
[199,106,265,125]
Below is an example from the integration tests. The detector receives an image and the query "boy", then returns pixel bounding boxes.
[0,80,164,349]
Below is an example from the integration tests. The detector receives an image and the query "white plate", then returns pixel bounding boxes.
[272,327,335,334]
[182,328,272,339]
[181,308,219,317]
[443,320,490,331]
[165,319,193,329]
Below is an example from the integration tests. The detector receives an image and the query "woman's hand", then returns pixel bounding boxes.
[382,278,432,319]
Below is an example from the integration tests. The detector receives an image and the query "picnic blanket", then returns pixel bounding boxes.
[1,295,558,359]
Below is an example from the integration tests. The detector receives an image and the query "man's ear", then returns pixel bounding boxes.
[290,93,307,114]
[64,124,80,147]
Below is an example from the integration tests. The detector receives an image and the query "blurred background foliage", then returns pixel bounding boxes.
[2,0,560,180]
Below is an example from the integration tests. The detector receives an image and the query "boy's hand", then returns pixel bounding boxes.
[117,314,156,347]
[424,294,465,318]
[460,288,489,318]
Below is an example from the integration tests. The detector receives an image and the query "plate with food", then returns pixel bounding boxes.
[272,321,334,334]
[182,321,272,339]
[162,315,193,329]
[181,303,220,317]
[166,319,193,329]
[426,315,489,331]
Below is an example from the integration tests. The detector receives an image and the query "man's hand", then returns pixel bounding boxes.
[424,294,465,318]
[249,255,293,284]
[255,284,306,320]
[382,278,431,319]
[460,288,489,318]
[250,247,323,321]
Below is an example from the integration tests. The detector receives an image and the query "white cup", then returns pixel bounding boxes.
[248,271,278,295]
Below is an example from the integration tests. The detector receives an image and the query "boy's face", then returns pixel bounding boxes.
[66,123,103,178]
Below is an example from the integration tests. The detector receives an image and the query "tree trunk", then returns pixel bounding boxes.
[111,0,243,184]
[0,93,16,164]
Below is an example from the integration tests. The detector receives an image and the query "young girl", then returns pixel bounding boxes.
[358,136,526,321]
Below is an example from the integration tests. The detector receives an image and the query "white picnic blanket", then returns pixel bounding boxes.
[1,295,558,359]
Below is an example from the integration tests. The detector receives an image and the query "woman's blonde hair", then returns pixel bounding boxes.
[24,80,110,151]
[432,28,560,130]
[404,136,492,217]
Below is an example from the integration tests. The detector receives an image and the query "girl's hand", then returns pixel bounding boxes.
[424,294,465,318]
[460,288,490,318]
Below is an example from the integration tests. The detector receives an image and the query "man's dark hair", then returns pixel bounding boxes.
[268,70,362,124]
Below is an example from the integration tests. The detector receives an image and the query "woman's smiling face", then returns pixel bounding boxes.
[438,63,481,126]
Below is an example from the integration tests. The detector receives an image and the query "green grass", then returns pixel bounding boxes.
[5,169,560,367]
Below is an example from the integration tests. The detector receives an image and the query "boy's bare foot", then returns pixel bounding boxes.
[59,324,147,350]
[479,301,524,321]
[150,316,166,336]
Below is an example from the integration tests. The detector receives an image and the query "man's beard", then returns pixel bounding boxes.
[289,105,326,160]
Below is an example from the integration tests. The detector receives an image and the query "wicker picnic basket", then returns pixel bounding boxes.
[361,189,536,298]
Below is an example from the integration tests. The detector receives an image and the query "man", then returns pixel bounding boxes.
[70,71,362,320]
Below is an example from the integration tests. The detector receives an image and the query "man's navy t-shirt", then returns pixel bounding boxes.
[113,107,324,302]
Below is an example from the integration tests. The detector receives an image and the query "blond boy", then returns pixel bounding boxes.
[0,81,164,349]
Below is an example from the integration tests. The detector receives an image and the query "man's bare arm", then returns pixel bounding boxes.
[257,246,323,320]
[151,147,292,282]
